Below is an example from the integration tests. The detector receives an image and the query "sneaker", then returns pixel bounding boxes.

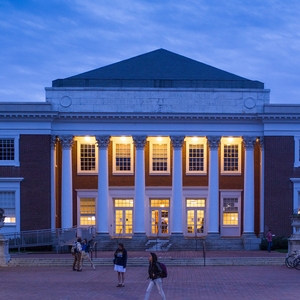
[116,284,122,287]
[77,269,82,272]
[92,265,96,270]
[121,284,125,287]
[73,268,77,271]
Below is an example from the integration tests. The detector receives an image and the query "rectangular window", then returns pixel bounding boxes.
[153,144,167,171]
[116,144,131,171]
[79,197,95,226]
[149,137,170,175]
[0,191,16,224]
[185,137,207,174]
[294,137,300,167]
[76,137,98,175]
[224,145,239,171]
[222,198,238,225]
[112,137,134,174]
[80,144,96,171]
[0,136,19,166]
[221,137,241,175]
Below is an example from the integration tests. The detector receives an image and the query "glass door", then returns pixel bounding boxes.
[150,199,169,236]
[114,199,133,237]
[186,199,206,236]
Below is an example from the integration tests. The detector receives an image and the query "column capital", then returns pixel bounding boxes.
[242,136,256,149]
[95,135,111,149]
[51,135,58,149]
[132,135,147,149]
[207,136,221,149]
[170,136,185,149]
[59,135,74,148]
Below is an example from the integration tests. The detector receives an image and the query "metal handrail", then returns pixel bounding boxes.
[2,226,96,253]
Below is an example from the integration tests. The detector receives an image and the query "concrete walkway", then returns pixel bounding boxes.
[1,262,299,299]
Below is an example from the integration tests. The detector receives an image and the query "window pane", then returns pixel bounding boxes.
[189,144,204,171]
[150,199,169,207]
[0,191,16,224]
[116,144,131,171]
[115,199,134,207]
[0,139,15,161]
[80,144,96,171]
[223,198,238,225]
[80,197,95,226]
[152,144,167,171]
[224,144,239,171]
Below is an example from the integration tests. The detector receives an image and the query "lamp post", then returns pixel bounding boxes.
[0,208,11,266]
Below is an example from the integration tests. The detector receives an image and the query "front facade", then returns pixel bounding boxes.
[1,49,299,248]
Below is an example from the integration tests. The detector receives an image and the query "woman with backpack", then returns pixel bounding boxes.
[144,252,166,300]
[114,243,127,287]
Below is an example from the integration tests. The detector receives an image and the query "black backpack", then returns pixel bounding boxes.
[157,262,168,278]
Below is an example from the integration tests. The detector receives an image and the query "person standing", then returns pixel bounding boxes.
[267,229,273,252]
[144,252,166,300]
[114,243,127,287]
[81,238,95,269]
[72,237,83,271]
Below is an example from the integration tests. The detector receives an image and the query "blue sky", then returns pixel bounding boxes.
[0,0,300,103]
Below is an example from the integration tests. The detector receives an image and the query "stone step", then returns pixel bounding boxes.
[7,257,284,267]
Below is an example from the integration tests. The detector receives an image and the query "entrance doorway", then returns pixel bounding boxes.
[150,199,169,236]
[186,199,206,236]
[114,199,133,237]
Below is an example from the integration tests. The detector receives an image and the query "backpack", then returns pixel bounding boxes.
[157,262,167,278]
[71,242,78,255]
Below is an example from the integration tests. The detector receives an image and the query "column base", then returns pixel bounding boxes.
[242,233,260,250]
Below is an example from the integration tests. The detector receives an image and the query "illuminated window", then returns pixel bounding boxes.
[186,199,205,207]
[115,199,134,207]
[76,137,98,175]
[148,137,170,175]
[80,197,95,226]
[221,137,242,175]
[0,191,16,224]
[112,137,134,174]
[185,137,207,174]
[150,199,170,207]
[223,198,238,225]
[0,136,19,166]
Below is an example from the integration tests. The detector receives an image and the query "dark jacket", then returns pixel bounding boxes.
[114,249,127,268]
[148,262,162,280]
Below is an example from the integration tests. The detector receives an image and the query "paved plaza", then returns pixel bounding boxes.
[1,263,300,300]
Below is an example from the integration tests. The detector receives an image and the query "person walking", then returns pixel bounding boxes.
[267,229,273,252]
[81,238,95,269]
[72,237,83,271]
[144,252,166,300]
[114,243,127,287]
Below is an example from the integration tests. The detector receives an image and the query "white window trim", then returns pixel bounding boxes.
[220,190,241,228]
[0,177,23,233]
[290,178,300,214]
[185,137,207,175]
[75,137,98,175]
[148,136,170,175]
[111,136,134,175]
[0,135,20,166]
[220,137,242,175]
[294,137,300,167]
[76,189,98,227]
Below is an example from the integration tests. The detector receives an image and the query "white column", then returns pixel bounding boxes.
[259,138,265,236]
[59,135,74,229]
[95,135,111,234]
[170,136,185,234]
[243,136,256,235]
[133,136,147,234]
[207,136,221,235]
[50,136,57,230]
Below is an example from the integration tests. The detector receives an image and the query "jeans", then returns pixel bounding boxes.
[267,241,272,252]
[144,278,166,300]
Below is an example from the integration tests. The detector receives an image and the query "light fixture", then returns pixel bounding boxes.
[192,136,198,142]
[120,136,126,141]
[156,136,163,142]
[84,136,91,142]
[227,136,233,143]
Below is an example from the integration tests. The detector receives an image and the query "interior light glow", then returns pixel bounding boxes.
[120,136,126,141]
[227,137,233,143]
[84,136,91,142]
[156,136,163,142]
[192,137,198,142]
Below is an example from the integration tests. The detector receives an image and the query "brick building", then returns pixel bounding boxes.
[0,49,299,249]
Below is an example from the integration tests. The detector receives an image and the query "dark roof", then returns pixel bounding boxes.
[52,49,264,89]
